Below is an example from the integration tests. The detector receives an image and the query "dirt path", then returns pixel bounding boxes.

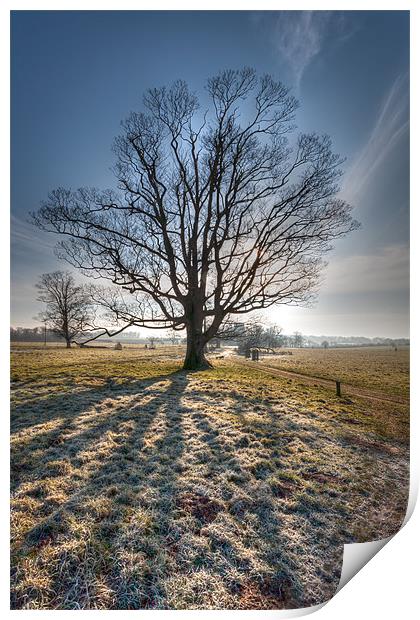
[235,358,409,406]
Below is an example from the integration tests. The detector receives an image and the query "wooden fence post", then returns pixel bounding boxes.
[335,380,341,397]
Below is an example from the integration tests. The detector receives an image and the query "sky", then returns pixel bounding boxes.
[10,10,410,337]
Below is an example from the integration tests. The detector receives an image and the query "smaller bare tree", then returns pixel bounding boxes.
[36,271,93,348]
[265,325,283,350]
[293,331,303,348]
[166,329,181,346]
[237,323,265,357]
[147,336,157,349]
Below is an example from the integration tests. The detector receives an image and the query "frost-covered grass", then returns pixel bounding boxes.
[260,346,409,398]
[10,346,409,609]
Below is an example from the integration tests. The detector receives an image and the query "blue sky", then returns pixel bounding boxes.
[11,10,410,337]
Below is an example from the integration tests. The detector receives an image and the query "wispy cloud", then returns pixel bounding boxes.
[274,12,331,88]
[341,73,409,203]
[323,244,409,295]
[254,11,358,90]
[11,214,56,255]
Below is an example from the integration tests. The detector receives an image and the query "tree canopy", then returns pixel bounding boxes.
[32,68,359,369]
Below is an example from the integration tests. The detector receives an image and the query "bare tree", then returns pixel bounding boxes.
[236,322,265,357]
[36,271,93,348]
[265,325,283,350]
[147,336,157,349]
[166,329,181,346]
[236,322,283,356]
[32,68,358,369]
[293,331,303,348]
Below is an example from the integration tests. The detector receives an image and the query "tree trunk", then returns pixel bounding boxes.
[183,337,212,370]
[65,339,71,349]
[183,322,212,371]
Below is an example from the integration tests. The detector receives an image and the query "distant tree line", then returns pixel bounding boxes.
[11,323,409,349]
[304,336,410,348]
[10,326,62,342]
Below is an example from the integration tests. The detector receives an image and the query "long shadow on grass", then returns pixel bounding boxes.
[12,371,343,610]
[189,405,304,608]
[10,371,179,492]
[186,390,345,609]
[10,365,181,434]
[11,370,190,609]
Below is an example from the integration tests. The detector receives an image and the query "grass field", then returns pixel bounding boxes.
[260,346,409,398]
[10,344,409,609]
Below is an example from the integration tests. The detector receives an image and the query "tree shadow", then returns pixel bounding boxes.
[10,371,182,492]
[187,404,303,608]
[186,390,346,609]
[11,370,345,610]
[11,371,190,609]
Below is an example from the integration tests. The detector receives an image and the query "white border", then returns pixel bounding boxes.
[3,2,418,618]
